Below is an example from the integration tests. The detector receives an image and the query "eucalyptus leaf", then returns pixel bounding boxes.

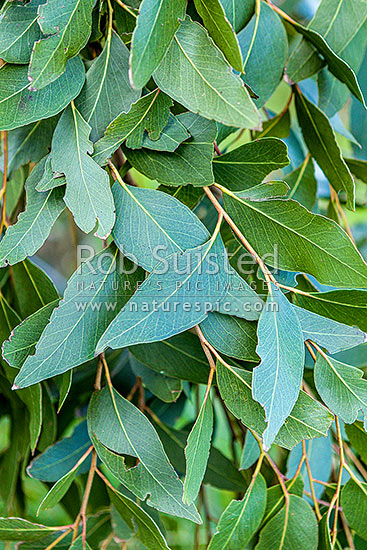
[314,353,367,426]
[213,137,289,191]
[194,0,243,71]
[238,2,288,107]
[28,0,94,90]
[93,89,172,163]
[200,312,258,361]
[183,394,213,504]
[76,30,140,142]
[223,191,367,289]
[124,112,217,186]
[96,235,229,354]
[294,303,366,353]
[255,494,318,550]
[129,0,187,89]
[108,487,170,550]
[0,56,85,131]
[13,247,142,388]
[111,182,209,271]
[153,16,260,128]
[0,157,65,266]
[217,361,333,450]
[208,474,266,550]
[295,88,355,210]
[88,385,201,523]
[0,0,42,64]
[51,103,115,239]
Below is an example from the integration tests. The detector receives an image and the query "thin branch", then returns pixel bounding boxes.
[203,185,276,287]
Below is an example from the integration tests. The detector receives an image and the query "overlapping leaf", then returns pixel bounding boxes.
[13,246,142,388]
[213,138,289,191]
[111,182,209,271]
[76,30,140,141]
[0,157,65,266]
[124,112,216,186]
[94,90,173,163]
[153,16,260,128]
[223,189,367,288]
[0,0,42,64]
[217,361,333,449]
[28,0,94,90]
[0,56,85,131]
[51,103,115,239]
[253,283,305,449]
[88,385,201,523]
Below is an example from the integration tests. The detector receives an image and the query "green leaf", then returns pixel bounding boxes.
[0,518,59,541]
[111,182,209,271]
[294,289,367,332]
[130,331,210,384]
[215,267,264,320]
[35,154,66,192]
[220,0,255,33]
[318,513,332,550]
[238,2,288,107]
[194,0,243,71]
[287,0,367,105]
[76,29,141,141]
[153,16,259,128]
[142,113,190,152]
[255,109,291,140]
[88,385,201,523]
[0,56,85,131]
[295,88,355,210]
[93,89,172,163]
[314,353,367,425]
[155,421,247,492]
[129,0,187,89]
[3,116,59,175]
[13,246,142,388]
[208,474,266,550]
[223,191,367,289]
[285,155,317,210]
[240,430,260,470]
[37,462,82,514]
[124,112,217,186]
[96,234,229,354]
[27,421,91,481]
[285,2,366,105]
[28,0,94,90]
[345,421,367,463]
[262,477,304,526]
[213,137,289,191]
[236,181,289,201]
[51,103,115,239]
[217,361,333,450]
[200,312,258,361]
[293,303,366,353]
[108,487,170,550]
[183,394,213,504]
[0,0,42,63]
[345,157,367,183]
[341,479,367,540]
[253,284,305,449]
[12,259,58,318]
[255,494,318,550]
[130,355,182,403]
[0,158,65,266]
